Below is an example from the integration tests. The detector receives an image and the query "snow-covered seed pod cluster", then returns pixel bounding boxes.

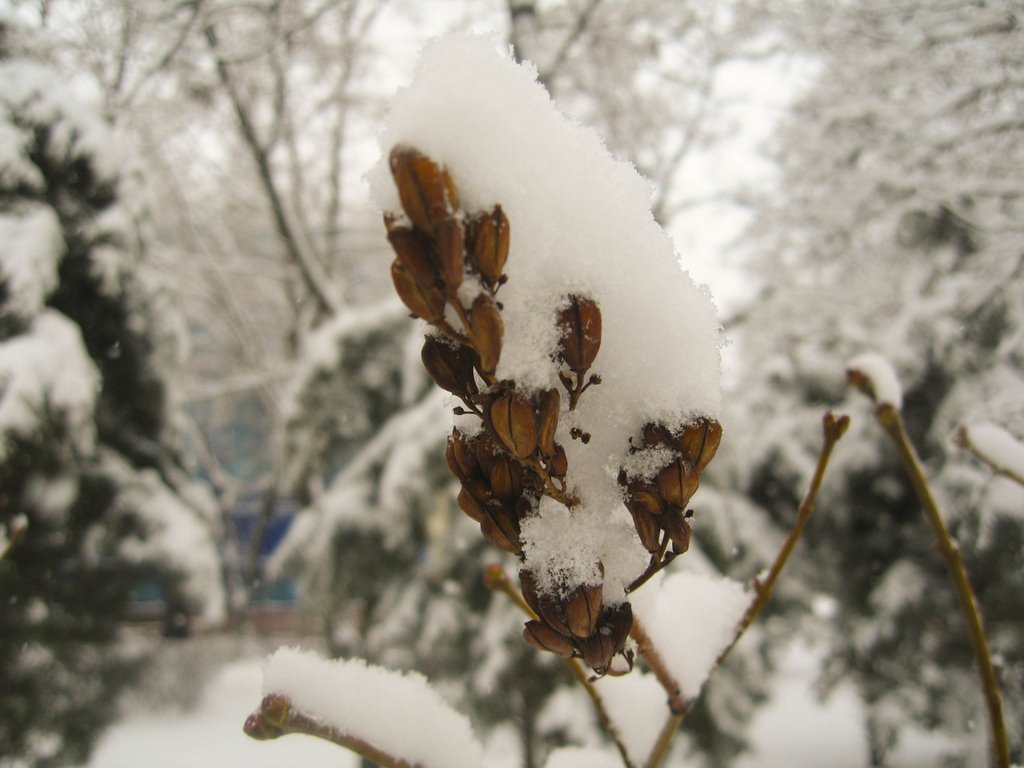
[618,419,722,555]
[383,146,721,676]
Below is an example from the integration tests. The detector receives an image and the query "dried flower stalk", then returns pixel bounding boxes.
[383,146,723,678]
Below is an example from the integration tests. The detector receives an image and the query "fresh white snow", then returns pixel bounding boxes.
[630,568,749,699]
[0,311,100,458]
[0,205,63,320]
[594,671,671,766]
[960,422,1024,481]
[847,352,903,409]
[261,646,483,768]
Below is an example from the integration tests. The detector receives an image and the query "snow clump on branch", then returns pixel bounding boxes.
[368,35,724,676]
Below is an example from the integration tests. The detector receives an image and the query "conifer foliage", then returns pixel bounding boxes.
[0,16,220,767]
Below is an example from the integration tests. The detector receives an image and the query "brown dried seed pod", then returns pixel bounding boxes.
[656,459,701,510]
[693,419,723,473]
[445,432,474,482]
[389,146,458,233]
[450,430,484,479]
[472,432,501,477]
[386,226,439,289]
[490,392,539,460]
[489,454,524,507]
[582,631,616,675]
[566,584,603,639]
[625,484,666,518]
[641,422,674,450]
[460,478,492,509]
[523,620,575,658]
[536,389,560,458]
[628,505,662,553]
[468,294,503,376]
[536,596,573,639]
[391,260,446,323]
[456,486,485,523]
[435,216,465,290]
[663,509,693,554]
[469,206,510,287]
[547,444,569,478]
[423,337,478,397]
[480,507,522,555]
[557,295,602,373]
[605,602,633,651]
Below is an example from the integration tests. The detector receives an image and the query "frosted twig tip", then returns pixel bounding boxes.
[846,353,903,410]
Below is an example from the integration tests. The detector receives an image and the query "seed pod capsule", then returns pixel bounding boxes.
[557,295,602,373]
[422,337,478,397]
[480,506,522,556]
[566,583,603,639]
[468,294,504,377]
[523,620,575,658]
[656,459,701,510]
[490,392,539,460]
[469,206,510,288]
[389,146,458,233]
[391,260,445,322]
[435,216,465,290]
[536,389,561,458]
[456,487,485,523]
[628,505,662,553]
[663,509,692,554]
[386,225,439,290]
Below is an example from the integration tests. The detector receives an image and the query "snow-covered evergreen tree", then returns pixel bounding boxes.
[0,14,222,767]
[730,1,1023,763]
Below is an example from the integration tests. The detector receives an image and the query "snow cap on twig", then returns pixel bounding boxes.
[847,352,903,409]
[258,647,483,768]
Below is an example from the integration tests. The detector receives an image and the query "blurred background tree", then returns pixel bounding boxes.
[727,1,1024,764]
[0,12,222,766]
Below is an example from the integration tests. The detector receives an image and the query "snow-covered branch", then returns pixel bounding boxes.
[956,423,1024,488]
[246,648,483,768]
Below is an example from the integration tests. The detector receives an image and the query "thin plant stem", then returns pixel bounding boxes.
[875,405,1009,768]
[1,515,28,561]
[641,411,849,768]
[716,412,849,668]
[244,693,418,768]
[630,616,687,716]
[484,564,636,768]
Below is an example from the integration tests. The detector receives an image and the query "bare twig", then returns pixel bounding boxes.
[641,412,849,768]
[630,616,686,716]
[1,515,28,561]
[874,406,1010,768]
[539,0,604,84]
[626,533,674,594]
[204,23,341,318]
[717,412,849,666]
